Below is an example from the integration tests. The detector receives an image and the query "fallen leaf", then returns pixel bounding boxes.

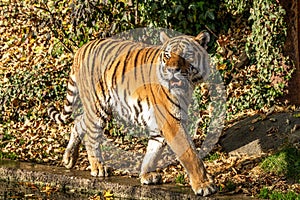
[217,63,227,70]
[19,57,27,62]
[103,190,114,199]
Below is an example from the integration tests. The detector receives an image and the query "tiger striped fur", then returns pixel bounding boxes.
[48,31,217,196]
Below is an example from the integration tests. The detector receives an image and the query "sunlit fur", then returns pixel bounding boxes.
[48,31,217,196]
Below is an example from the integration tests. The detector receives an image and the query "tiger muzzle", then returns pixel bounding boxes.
[169,76,189,90]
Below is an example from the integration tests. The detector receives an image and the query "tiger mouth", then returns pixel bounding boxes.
[169,77,185,89]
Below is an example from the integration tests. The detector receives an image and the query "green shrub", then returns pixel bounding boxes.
[260,147,300,181]
[33,0,222,52]
[246,0,293,107]
[259,187,300,200]
[204,152,221,162]
[175,173,186,185]
[138,0,220,35]
[220,0,294,117]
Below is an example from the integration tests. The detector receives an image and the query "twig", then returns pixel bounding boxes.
[205,25,218,38]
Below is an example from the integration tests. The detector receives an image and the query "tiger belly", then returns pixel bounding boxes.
[110,94,160,134]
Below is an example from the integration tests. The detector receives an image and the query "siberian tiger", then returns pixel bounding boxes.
[48,31,217,196]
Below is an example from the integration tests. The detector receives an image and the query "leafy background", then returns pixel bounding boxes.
[0,0,298,198]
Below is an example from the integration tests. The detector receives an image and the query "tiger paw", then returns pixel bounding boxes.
[140,172,162,185]
[62,146,79,169]
[87,156,109,177]
[191,177,218,197]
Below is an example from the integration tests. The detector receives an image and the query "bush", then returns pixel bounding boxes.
[32,0,222,52]
[259,187,300,200]
[215,0,294,117]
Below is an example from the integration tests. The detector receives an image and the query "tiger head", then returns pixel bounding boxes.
[158,31,210,93]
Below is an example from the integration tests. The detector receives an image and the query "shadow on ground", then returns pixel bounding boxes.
[220,112,300,155]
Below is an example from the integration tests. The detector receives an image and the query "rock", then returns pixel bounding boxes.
[220,112,300,156]
[288,125,300,150]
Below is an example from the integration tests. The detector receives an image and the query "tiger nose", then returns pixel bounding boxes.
[167,67,181,73]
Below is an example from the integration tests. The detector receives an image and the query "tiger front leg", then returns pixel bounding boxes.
[140,136,166,185]
[179,144,217,196]
[163,124,217,196]
[86,152,108,177]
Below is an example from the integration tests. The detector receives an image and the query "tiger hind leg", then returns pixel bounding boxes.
[140,136,166,185]
[63,115,86,169]
[84,114,108,177]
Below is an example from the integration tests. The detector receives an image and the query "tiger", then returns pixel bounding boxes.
[48,30,217,196]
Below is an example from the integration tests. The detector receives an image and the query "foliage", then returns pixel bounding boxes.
[224,0,250,15]
[260,147,300,181]
[225,180,236,192]
[188,85,210,137]
[217,0,294,117]
[175,173,186,185]
[246,0,293,107]
[218,179,237,192]
[204,152,221,162]
[259,187,300,200]
[0,1,71,163]
[138,0,220,35]
[23,0,222,55]
[32,0,222,52]
[31,0,137,53]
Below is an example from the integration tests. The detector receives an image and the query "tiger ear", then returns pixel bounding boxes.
[195,31,210,49]
[160,32,170,43]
